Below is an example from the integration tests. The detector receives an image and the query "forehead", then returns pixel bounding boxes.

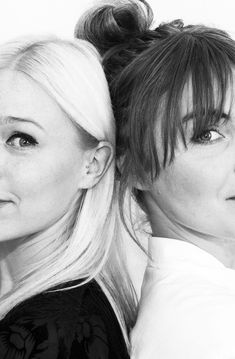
[0,69,78,138]
[0,69,60,117]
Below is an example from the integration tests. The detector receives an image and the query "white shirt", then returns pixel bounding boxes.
[131,237,235,359]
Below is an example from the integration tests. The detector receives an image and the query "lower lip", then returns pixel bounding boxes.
[0,201,11,207]
[0,202,15,217]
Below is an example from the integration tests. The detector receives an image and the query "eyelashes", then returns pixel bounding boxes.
[6,132,38,149]
[190,127,225,145]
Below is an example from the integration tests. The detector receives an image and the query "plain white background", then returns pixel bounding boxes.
[0,0,234,43]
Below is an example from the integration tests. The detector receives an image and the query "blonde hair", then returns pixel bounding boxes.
[0,36,137,347]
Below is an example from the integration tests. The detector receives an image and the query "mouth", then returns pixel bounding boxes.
[0,197,14,206]
[0,200,11,205]
[0,192,18,204]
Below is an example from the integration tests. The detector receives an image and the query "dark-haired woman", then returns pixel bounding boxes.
[76,1,235,357]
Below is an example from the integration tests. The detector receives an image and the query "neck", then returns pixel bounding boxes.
[0,205,78,296]
[145,195,235,269]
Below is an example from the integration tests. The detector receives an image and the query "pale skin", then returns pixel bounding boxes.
[142,77,235,268]
[0,69,113,296]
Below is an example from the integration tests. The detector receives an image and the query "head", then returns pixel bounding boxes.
[0,35,116,259]
[0,35,132,318]
[0,36,137,339]
[76,0,235,242]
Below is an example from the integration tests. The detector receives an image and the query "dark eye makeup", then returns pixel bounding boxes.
[184,110,230,146]
[6,131,38,149]
[191,127,225,145]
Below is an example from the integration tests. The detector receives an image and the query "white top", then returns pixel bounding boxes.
[131,237,235,359]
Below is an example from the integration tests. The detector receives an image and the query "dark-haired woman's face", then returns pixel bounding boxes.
[144,81,235,241]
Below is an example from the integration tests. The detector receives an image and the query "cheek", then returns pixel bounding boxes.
[156,158,222,209]
[12,153,81,209]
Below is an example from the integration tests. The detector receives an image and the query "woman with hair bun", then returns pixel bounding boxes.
[76,1,235,357]
[0,35,135,358]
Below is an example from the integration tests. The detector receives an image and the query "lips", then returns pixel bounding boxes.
[0,192,18,203]
[0,200,11,205]
[0,202,11,210]
[0,193,19,207]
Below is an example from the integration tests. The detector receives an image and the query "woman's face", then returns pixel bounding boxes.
[0,69,89,241]
[145,80,235,240]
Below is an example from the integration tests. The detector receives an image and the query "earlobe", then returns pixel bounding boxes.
[82,141,114,189]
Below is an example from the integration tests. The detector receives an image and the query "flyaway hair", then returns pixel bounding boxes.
[0,36,137,347]
[76,0,235,214]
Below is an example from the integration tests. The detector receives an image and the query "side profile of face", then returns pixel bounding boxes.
[0,69,90,242]
[144,75,235,241]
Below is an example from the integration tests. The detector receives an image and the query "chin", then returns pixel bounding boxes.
[0,227,26,243]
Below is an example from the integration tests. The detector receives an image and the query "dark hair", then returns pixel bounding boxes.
[75,0,235,215]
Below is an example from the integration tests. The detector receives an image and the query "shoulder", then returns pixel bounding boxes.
[0,280,129,359]
[132,268,235,358]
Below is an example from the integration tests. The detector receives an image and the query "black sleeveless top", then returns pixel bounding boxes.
[0,280,129,358]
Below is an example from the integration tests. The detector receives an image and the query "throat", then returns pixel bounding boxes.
[151,214,235,269]
[146,198,235,269]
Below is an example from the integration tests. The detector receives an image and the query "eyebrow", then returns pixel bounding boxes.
[182,110,230,123]
[0,116,44,130]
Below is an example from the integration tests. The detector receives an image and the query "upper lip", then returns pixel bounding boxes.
[0,193,17,203]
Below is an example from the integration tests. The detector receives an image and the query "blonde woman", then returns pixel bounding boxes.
[0,36,136,358]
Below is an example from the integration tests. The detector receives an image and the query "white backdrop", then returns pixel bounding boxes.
[0,0,235,43]
[1,0,234,296]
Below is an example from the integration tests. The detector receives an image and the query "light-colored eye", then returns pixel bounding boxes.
[196,129,223,143]
[7,132,38,149]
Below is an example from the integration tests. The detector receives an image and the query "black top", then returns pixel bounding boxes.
[0,280,129,359]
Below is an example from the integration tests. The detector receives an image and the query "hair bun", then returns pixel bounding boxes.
[75,0,153,55]
[152,19,184,39]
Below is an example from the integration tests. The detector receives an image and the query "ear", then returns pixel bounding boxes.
[81,141,114,189]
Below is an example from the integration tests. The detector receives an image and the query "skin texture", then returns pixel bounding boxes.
[143,79,235,267]
[0,69,113,295]
[0,69,92,242]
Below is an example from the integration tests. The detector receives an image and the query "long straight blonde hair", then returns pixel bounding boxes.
[0,36,137,347]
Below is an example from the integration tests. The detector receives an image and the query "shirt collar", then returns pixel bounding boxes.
[149,237,226,270]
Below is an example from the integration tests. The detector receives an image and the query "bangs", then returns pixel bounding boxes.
[113,25,235,190]
[162,30,235,166]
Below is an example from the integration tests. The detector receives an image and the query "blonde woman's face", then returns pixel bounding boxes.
[0,70,87,241]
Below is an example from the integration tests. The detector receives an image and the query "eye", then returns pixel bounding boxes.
[7,132,38,149]
[193,128,224,144]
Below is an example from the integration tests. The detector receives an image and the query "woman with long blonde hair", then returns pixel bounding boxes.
[0,36,136,358]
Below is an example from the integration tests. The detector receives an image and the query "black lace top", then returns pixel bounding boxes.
[0,280,129,358]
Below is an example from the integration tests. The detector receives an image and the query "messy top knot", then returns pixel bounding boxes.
[76,0,235,221]
[75,0,153,51]
[75,0,182,82]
